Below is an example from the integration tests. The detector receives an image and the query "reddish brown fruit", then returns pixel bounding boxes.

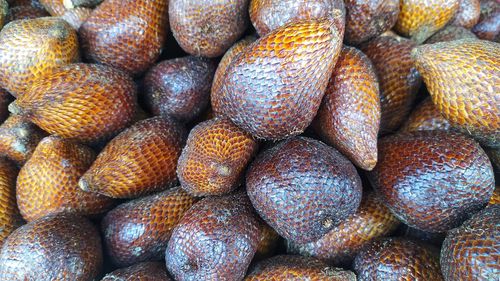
[254,221,280,260]
[101,262,172,281]
[450,0,481,28]
[0,115,46,165]
[425,25,477,43]
[399,225,446,246]
[400,98,452,132]
[369,131,495,232]
[0,214,103,280]
[165,192,261,281]
[472,0,499,41]
[61,7,92,29]
[489,186,500,205]
[80,0,168,75]
[0,89,12,124]
[8,0,44,8]
[5,5,50,22]
[0,158,22,247]
[79,117,186,198]
[313,45,380,171]
[39,0,65,15]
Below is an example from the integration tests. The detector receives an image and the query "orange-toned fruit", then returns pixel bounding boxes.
[79,117,186,198]
[80,0,168,75]
[450,0,481,28]
[5,4,50,22]
[16,136,115,222]
[395,0,459,43]
[101,262,172,281]
[0,0,7,29]
[400,98,452,132]
[63,0,102,8]
[177,117,258,196]
[10,63,137,143]
[214,18,342,140]
[0,89,12,124]
[472,0,499,41]
[489,186,500,205]
[254,221,280,260]
[0,115,46,165]
[0,158,22,247]
[425,25,477,43]
[313,45,381,171]
[39,0,66,15]
[412,39,500,147]
[0,17,79,97]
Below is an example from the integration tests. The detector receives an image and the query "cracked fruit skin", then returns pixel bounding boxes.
[0,157,22,248]
[101,262,172,281]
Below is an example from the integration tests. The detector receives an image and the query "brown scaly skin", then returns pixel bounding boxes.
[400,98,452,132]
[246,136,362,243]
[245,255,356,281]
[0,17,79,97]
[0,214,103,281]
[354,238,444,281]
[472,0,499,41]
[395,0,459,43]
[5,4,49,22]
[369,131,495,233]
[169,0,249,58]
[254,221,280,260]
[0,89,12,124]
[412,39,500,148]
[39,0,66,15]
[0,115,46,165]
[101,262,172,281]
[63,0,102,8]
[8,0,44,8]
[215,18,343,140]
[450,0,481,28]
[425,25,477,43]
[16,136,115,222]
[61,7,92,29]
[165,192,261,281]
[0,158,22,247]
[79,117,186,199]
[441,206,500,281]
[177,117,258,196]
[0,0,7,29]
[313,45,381,171]
[80,0,168,75]
[489,186,500,205]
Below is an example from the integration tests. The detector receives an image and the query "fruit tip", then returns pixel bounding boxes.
[78,177,92,192]
[8,102,22,115]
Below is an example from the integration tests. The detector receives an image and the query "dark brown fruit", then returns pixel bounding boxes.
[5,5,50,22]
[441,206,499,281]
[472,0,499,41]
[0,89,12,124]
[313,45,380,171]
[247,136,362,243]
[0,115,46,165]
[254,221,280,260]
[102,187,197,267]
[369,131,495,232]
[400,98,452,132]
[485,147,500,170]
[144,56,217,123]
[101,262,172,281]
[0,158,22,247]
[165,192,261,281]
[354,238,443,281]
[399,225,446,246]
[79,117,186,198]
[169,0,249,57]
[0,214,102,280]
[80,0,168,75]
[450,0,481,28]
[425,25,477,43]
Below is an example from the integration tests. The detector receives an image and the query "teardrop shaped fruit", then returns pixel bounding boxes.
[80,0,168,75]
[215,18,343,140]
[0,214,102,281]
[10,63,137,143]
[247,136,362,243]
[177,117,258,196]
[412,39,500,148]
[0,17,79,97]
[254,221,280,260]
[165,192,261,281]
[17,136,115,222]
[450,0,481,28]
[369,131,495,233]
[472,0,499,41]
[5,4,50,22]
[169,0,249,58]
[395,0,459,43]
[0,158,22,247]
[360,35,421,134]
[101,262,172,281]
[0,115,46,165]
[425,25,477,43]
[0,0,7,29]
[79,117,186,199]
[313,45,381,171]
[441,206,499,281]
[0,89,13,124]
[400,98,452,132]
[102,187,197,267]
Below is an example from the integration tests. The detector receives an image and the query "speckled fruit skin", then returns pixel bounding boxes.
[472,0,499,41]
[144,56,217,123]
[0,17,79,97]
[215,18,343,140]
[80,0,168,75]
[369,131,495,233]
[101,262,172,281]
[0,158,22,247]
[354,238,443,281]
[245,255,357,281]
[79,117,186,199]
[400,98,452,132]
[246,136,362,243]
[313,45,380,171]
[10,63,137,143]
[425,25,477,43]
[254,221,280,260]
[177,117,258,196]
[61,7,92,29]
[287,191,400,266]
[451,0,481,28]
[412,39,500,148]
[0,214,102,281]
[441,206,499,281]
[0,115,46,165]
[165,192,261,281]
[5,5,50,22]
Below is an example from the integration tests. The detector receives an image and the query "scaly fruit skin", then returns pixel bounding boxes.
[0,214,102,281]
[369,131,495,233]
[354,238,444,281]
[0,17,79,97]
[441,206,500,281]
[425,25,477,43]
[472,0,499,41]
[102,187,197,267]
[177,117,258,196]
[313,45,380,171]
[0,0,7,29]
[395,0,459,43]
[61,7,92,29]
[216,18,342,140]
[450,0,481,28]
[80,0,168,75]
[64,0,102,8]
[39,0,66,15]
[79,117,186,198]
[245,255,357,281]
[254,221,280,260]
[0,158,22,247]
[246,137,362,243]
[400,98,452,132]
[287,191,400,266]
[169,0,249,58]
[412,39,500,147]
[165,192,261,281]
[485,147,500,170]
[5,5,50,22]
[11,63,137,143]
[16,136,115,222]
[399,225,446,246]
[101,262,172,281]
[489,187,500,205]
[0,115,46,165]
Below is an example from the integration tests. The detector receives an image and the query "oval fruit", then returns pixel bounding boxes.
[0,115,46,165]
[0,158,21,247]
[101,262,172,281]
[450,0,481,28]
[425,25,477,43]
[400,98,452,132]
